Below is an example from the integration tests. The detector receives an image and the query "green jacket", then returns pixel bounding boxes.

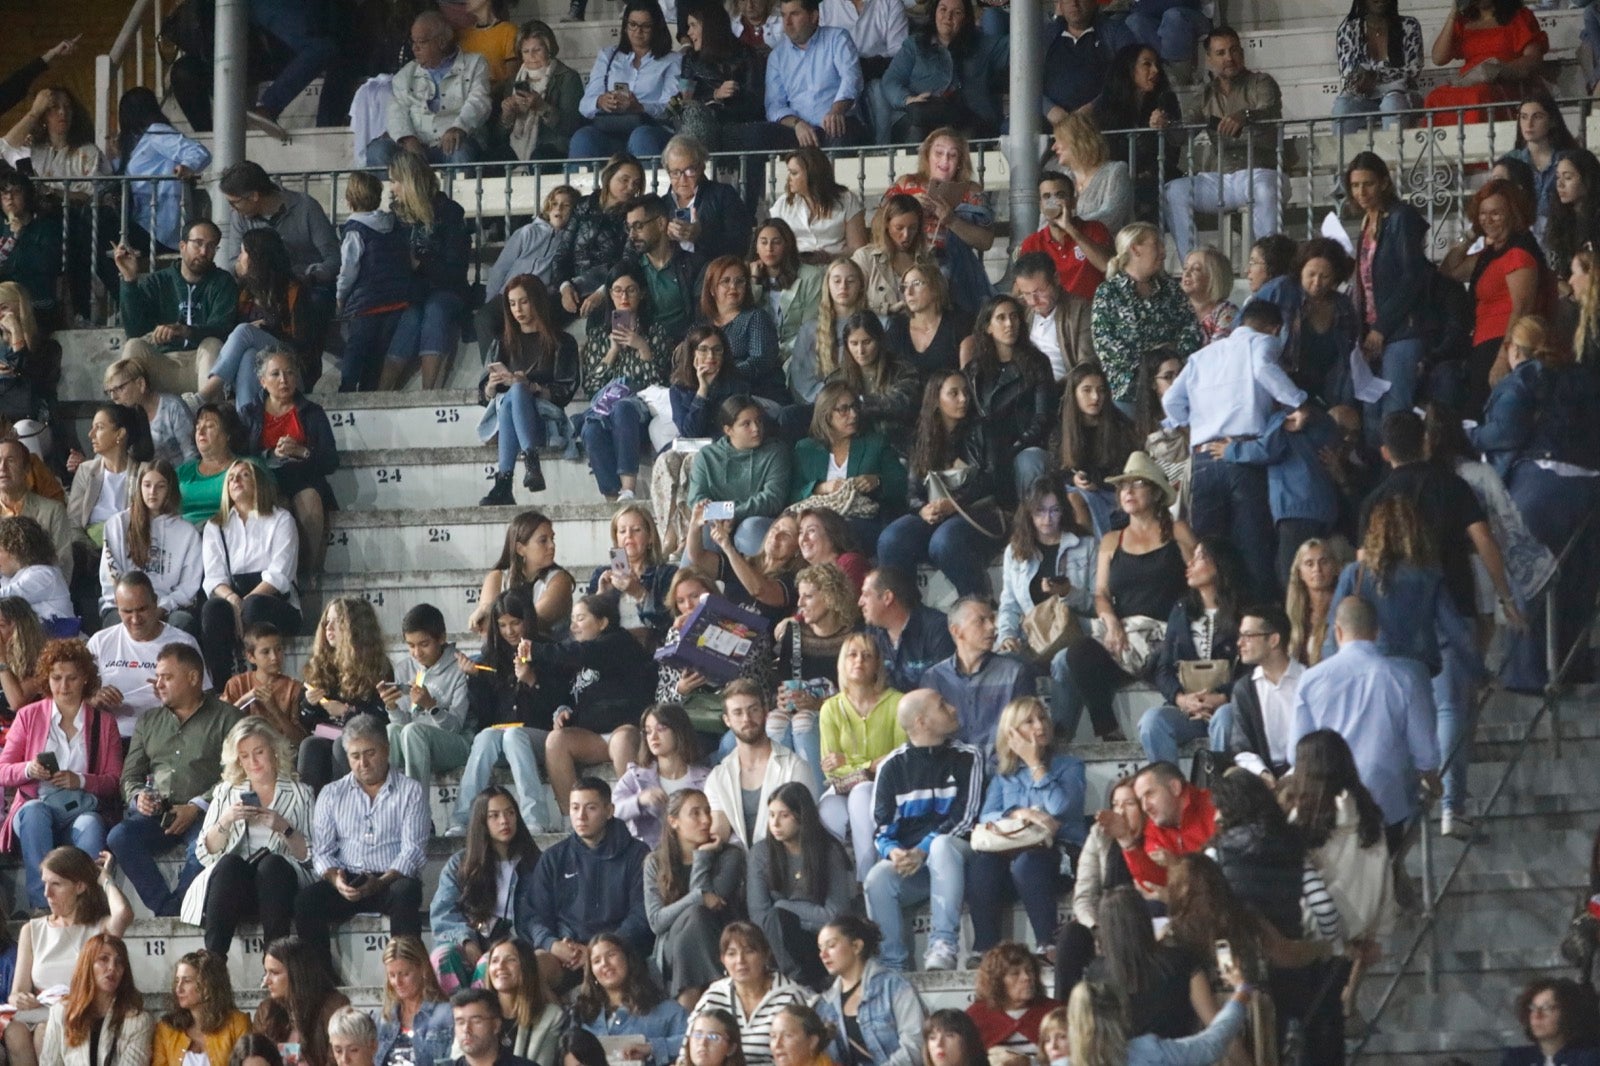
[120,266,239,351]
[0,214,62,310]
[688,436,792,524]
[790,432,908,514]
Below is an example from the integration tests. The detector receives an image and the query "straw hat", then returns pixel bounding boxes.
[1105,451,1177,509]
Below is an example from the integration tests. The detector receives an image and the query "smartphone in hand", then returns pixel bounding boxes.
[611,309,636,333]
[704,500,735,521]
[37,752,58,775]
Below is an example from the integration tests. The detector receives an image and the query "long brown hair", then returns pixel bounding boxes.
[64,934,143,1047]
[909,372,973,482]
[127,460,180,569]
[498,274,559,371]
[486,938,555,1028]
[573,934,664,1022]
[650,787,709,907]
[162,950,237,1035]
[302,598,390,698]
[1359,495,1434,588]
[1058,362,1137,480]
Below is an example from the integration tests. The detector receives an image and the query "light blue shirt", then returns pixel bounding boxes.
[580,46,684,119]
[765,25,863,126]
[1161,325,1307,446]
[124,124,211,250]
[1288,640,1439,825]
[978,752,1089,847]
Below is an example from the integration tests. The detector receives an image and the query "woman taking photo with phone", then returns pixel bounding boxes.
[578,264,671,502]
[182,716,314,958]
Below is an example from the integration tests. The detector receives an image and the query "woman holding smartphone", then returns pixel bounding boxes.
[579,264,671,502]
[183,716,313,958]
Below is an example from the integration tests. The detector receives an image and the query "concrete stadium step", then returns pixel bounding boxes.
[323,503,618,575]
[301,569,508,633]
[120,915,403,990]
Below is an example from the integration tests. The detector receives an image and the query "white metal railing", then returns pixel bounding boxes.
[94,0,168,160]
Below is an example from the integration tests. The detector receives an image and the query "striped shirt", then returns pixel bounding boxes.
[310,767,431,878]
[690,976,811,1066]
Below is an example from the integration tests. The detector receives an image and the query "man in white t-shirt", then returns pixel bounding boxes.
[87,572,209,737]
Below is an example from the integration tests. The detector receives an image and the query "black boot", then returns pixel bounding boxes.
[480,473,515,506]
[521,450,546,492]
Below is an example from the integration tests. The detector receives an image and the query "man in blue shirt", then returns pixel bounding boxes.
[1289,596,1440,842]
[922,597,1037,767]
[1042,0,1136,123]
[860,568,955,691]
[766,0,867,147]
[1164,300,1307,599]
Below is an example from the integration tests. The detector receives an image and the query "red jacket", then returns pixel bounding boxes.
[1122,783,1216,887]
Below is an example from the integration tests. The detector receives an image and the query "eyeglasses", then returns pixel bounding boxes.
[832,403,858,414]
[625,219,658,232]
[103,380,134,398]
[1530,1003,1561,1016]
[900,278,927,292]
[625,19,655,29]
[690,1033,728,1045]
[667,167,701,180]
[611,285,641,297]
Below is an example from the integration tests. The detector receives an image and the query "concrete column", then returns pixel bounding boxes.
[1007,0,1044,243]
[210,0,249,200]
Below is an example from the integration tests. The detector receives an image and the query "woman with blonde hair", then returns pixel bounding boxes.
[816,633,904,879]
[586,503,677,646]
[198,460,301,687]
[385,151,471,391]
[1050,113,1133,237]
[1064,969,1252,1066]
[295,597,394,789]
[183,716,314,957]
[685,509,802,625]
[1178,247,1237,343]
[852,195,927,318]
[769,563,858,776]
[968,700,1086,957]
[98,461,202,631]
[789,258,870,408]
[100,355,196,470]
[38,933,151,1066]
[152,951,249,1066]
[0,279,61,420]
[376,937,453,1066]
[882,129,995,314]
[1284,537,1351,666]
[1090,223,1204,406]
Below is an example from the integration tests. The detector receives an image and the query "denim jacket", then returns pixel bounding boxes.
[377,1000,455,1066]
[997,535,1095,646]
[880,33,1009,132]
[978,752,1088,848]
[581,1001,688,1065]
[1223,407,1340,524]
[1469,358,1539,480]
[429,849,537,949]
[815,959,927,1066]
[1323,561,1476,676]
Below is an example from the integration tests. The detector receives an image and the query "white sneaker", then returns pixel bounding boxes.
[1441,809,1476,839]
[922,943,958,971]
[443,824,467,839]
[616,489,637,501]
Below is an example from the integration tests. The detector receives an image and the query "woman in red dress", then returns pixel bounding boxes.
[1424,0,1547,125]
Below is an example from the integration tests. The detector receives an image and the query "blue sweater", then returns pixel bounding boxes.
[1223,407,1340,524]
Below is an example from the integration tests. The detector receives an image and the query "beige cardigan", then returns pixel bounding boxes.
[40,1005,153,1066]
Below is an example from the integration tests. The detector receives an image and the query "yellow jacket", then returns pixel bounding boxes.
[151,1011,252,1066]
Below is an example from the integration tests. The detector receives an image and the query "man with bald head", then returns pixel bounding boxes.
[923,597,1037,766]
[1289,596,1440,843]
[366,12,492,166]
[863,689,982,971]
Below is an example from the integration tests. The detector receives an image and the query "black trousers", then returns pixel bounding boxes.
[200,593,302,688]
[1065,637,1136,739]
[293,874,423,976]
[204,851,301,956]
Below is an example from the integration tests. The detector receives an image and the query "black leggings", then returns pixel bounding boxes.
[1066,638,1136,739]
[200,593,302,687]
[203,852,302,956]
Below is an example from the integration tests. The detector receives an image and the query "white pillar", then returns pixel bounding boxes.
[211,0,249,200]
[1007,0,1044,242]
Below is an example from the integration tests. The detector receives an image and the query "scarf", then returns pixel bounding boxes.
[509,65,555,161]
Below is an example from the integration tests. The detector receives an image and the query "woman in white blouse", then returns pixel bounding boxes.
[66,406,154,549]
[0,518,76,635]
[767,148,867,263]
[197,461,301,686]
[182,715,314,958]
[97,462,202,633]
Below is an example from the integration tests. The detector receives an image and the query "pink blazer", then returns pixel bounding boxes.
[0,699,124,852]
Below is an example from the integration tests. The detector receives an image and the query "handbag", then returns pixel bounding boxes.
[787,479,878,520]
[924,468,1005,540]
[1088,614,1166,674]
[1178,659,1233,695]
[39,789,98,816]
[971,816,1052,854]
[1022,596,1080,662]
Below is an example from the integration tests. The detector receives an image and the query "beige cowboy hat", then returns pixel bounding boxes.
[1105,451,1177,509]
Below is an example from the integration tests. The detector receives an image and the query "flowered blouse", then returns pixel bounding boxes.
[884,177,993,252]
[1198,300,1239,344]
[1335,15,1424,96]
[1090,271,1204,402]
[579,311,672,396]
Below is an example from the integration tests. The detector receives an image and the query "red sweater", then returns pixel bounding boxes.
[1122,784,1216,887]
[967,1000,1059,1051]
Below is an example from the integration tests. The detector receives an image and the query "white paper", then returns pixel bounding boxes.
[1320,211,1355,256]
[1349,345,1392,403]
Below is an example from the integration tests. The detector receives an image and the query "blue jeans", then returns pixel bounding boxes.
[569,118,672,161]
[251,0,336,115]
[1014,447,1049,502]
[1047,647,1083,741]
[581,401,645,496]
[209,323,277,405]
[497,384,549,473]
[1332,90,1421,134]
[451,726,553,831]
[365,134,481,167]
[1123,3,1210,64]
[1363,336,1426,449]
[341,307,406,393]
[1138,703,1213,764]
[13,799,106,909]
[1433,637,1476,813]
[1206,702,1236,751]
[766,709,821,778]
[1188,449,1275,599]
[863,835,971,969]
[389,290,464,361]
[106,809,203,916]
[968,847,1065,951]
[877,514,1001,598]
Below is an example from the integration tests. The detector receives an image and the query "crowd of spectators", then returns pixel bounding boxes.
[0,6,1596,1066]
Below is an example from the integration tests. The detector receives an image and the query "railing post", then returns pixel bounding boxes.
[211,0,250,205]
[1547,566,1562,759]
[94,54,112,162]
[1006,0,1042,240]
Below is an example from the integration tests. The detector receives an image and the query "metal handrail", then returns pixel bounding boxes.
[94,0,167,169]
[1350,500,1600,1061]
